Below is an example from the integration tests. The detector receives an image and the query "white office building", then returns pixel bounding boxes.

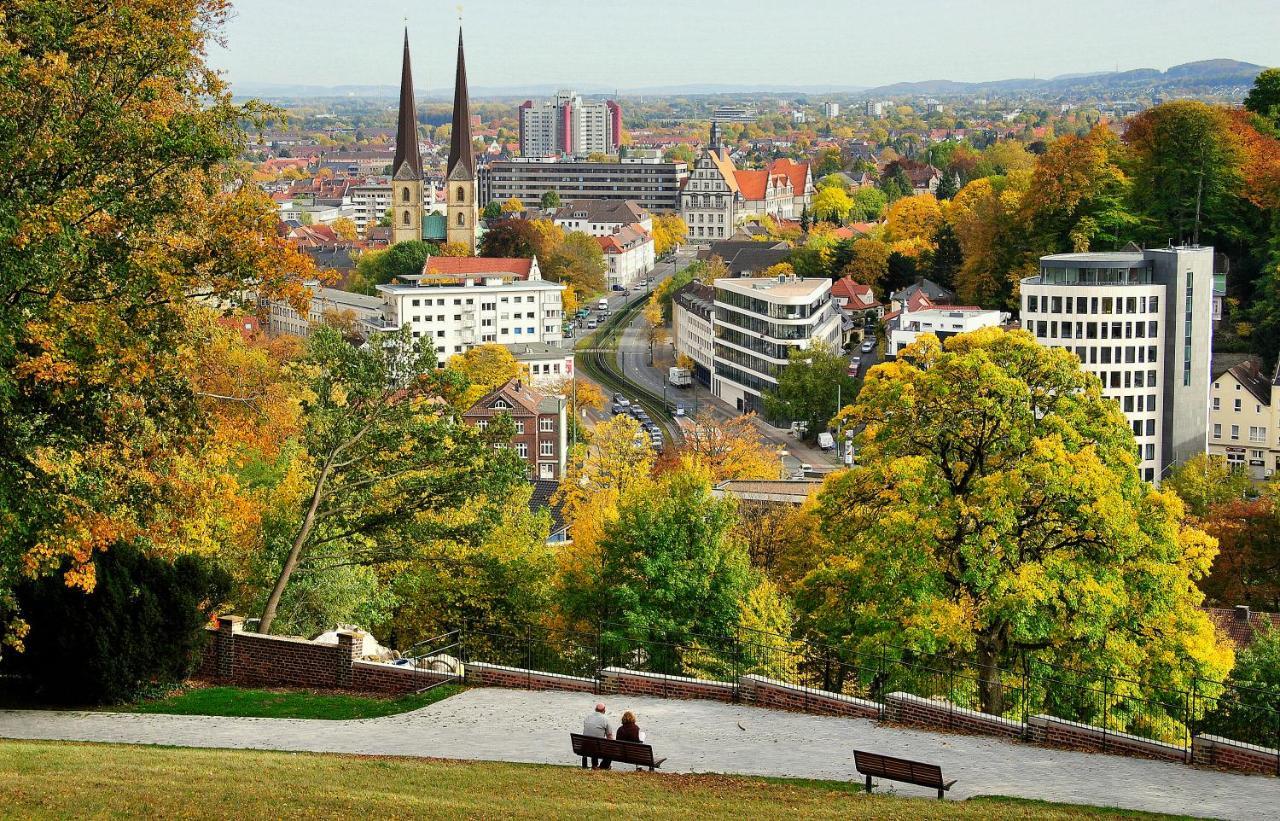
[712,275,842,415]
[366,256,566,363]
[1021,247,1214,482]
[672,281,716,386]
[888,306,1008,355]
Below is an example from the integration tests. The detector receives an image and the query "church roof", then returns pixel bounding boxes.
[392,29,423,181]
[447,29,475,181]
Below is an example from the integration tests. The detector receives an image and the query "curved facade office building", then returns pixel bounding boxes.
[1020,247,1213,483]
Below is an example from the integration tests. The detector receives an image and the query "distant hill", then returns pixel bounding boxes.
[861,60,1265,99]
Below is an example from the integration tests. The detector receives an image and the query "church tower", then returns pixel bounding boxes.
[391,29,424,246]
[446,29,478,253]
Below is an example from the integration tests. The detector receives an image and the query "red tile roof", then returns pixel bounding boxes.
[1205,607,1280,648]
[734,169,770,201]
[421,256,534,278]
[769,158,812,195]
[831,277,880,307]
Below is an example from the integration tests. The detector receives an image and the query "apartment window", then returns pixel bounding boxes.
[1146,419,1155,436]
[515,443,528,458]
[1235,398,1242,412]
[1144,443,1155,461]
[1250,426,1267,443]
[1214,423,1222,438]
[539,442,554,456]
[539,418,554,432]
[1231,425,1240,440]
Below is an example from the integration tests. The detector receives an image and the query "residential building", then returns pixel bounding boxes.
[790,109,807,124]
[888,305,1008,355]
[504,341,575,390]
[266,281,383,337]
[864,100,886,118]
[1204,606,1280,649]
[1208,354,1275,478]
[365,256,565,361]
[462,378,567,480]
[712,275,842,414]
[597,225,654,287]
[712,479,823,506]
[710,104,758,122]
[889,278,956,313]
[350,178,434,235]
[822,102,840,118]
[680,124,814,241]
[478,157,687,213]
[553,200,652,236]
[672,281,716,387]
[518,91,621,158]
[1021,247,1215,482]
[831,276,883,346]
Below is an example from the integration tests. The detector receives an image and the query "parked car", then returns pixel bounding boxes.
[612,393,630,406]
[586,320,598,330]
[611,403,629,415]
[611,284,625,291]
[817,431,836,451]
[847,361,860,377]
[861,339,876,353]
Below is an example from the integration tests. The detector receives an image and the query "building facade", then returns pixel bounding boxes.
[519,91,621,158]
[478,158,688,213]
[366,256,565,362]
[888,306,1007,355]
[504,341,575,390]
[552,200,652,236]
[266,282,383,337]
[712,275,842,414]
[1208,355,1277,479]
[462,379,567,480]
[1021,247,1214,482]
[672,281,716,387]
[597,225,654,287]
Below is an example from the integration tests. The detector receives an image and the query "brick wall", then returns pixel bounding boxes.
[600,667,736,703]
[884,692,1026,740]
[1027,714,1187,762]
[464,661,596,693]
[740,674,881,718]
[1192,734,1279,775]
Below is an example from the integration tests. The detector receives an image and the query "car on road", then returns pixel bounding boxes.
[586,319,598,330]
[847,361,860,378]
[612,393,630,406]
[611,284,625,291]
[611,403,629,415]
[597,298,610,311]
[817,431,836,451]
[861,338,876,353]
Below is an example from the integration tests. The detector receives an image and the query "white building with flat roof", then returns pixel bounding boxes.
[888,306,1008,356]
[366,256,565,365]
[712,275,842,414]
[1021,247,1214,482]
[266,281,384,337]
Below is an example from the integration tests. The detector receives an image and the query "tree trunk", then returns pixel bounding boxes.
[975,634,1006,716]
[258,458,333,635]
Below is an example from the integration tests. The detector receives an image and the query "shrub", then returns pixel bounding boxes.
[5,544,230,704]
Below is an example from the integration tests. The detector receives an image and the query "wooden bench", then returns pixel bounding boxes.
[854,749,956,799]
[570,733,666,771]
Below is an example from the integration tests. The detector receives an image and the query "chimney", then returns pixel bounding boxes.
[1234,604,1251,623]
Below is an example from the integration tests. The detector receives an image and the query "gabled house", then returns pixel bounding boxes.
[462,378,567,480]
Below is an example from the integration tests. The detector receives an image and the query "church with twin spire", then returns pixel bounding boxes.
[391,27,477,254]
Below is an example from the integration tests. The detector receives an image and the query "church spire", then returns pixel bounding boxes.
[392,28,423,181]
[446,28,474,181]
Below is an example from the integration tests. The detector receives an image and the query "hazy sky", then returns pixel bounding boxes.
[211,0,1279,93]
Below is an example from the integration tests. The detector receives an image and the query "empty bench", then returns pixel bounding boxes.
[854,749,956,799]
[570,733,667,771]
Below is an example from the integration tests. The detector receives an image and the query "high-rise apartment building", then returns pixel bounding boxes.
[1020,247,1214,482]
[518,91,621,158]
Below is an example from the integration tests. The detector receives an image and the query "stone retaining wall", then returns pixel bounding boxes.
[600,667,736,702]
[883,692,1027,740]
[464,662,596,693]
[740,674,881,718]
[1027,714,1187,762]
[1192,734,1279,775]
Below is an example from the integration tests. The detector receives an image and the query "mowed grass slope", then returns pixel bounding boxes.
[0,741,1188,820]
[118,684,464,720]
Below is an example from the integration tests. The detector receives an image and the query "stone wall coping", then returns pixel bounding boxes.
[1194,733,1279,757]
[468,661,595,686]
[742,674,881,709]
[886,691,1026,728]
[601,666,736,691]
[204,626,327,648]
[352,659,447,674]
[1028,714,1185,754]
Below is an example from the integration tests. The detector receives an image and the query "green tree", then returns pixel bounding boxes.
[934,172,959,200]
[350,240,438,294]
[763,342,857,443]
[257,326,524,634]
[1203,626,1280,747]
[849,186,888,221]
[1020,127,1136,254]
[1244,67,1280,129]
[563,465,755,655]
[544,231,608,296]
[800,328,1232,719]
[1164,453,1254,519]
[1124,101,1243,246]
[540,190,562,210]
[482,201,502,219]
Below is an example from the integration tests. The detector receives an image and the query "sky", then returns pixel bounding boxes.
[211,0,1280,94]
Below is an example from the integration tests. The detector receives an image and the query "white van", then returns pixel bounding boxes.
[597,298,609,311]
[817,432,836,451]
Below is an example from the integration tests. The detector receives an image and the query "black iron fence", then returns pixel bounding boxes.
[402,621,1279,774]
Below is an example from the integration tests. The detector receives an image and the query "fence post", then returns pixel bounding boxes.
[526,627,533,691]
[732,627,741,704]
[1022,653,1030,739]
[1102,674,1110,755]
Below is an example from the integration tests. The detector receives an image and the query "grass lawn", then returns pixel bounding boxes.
[118,684,464,720]
[0,741,1190,820]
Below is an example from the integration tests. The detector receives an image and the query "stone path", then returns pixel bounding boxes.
[1,688,1276,818]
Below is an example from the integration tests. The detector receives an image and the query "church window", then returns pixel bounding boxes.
[402,210,410,226]
[457,212,465,227]
[401,186,410,203]
[456,186,465,202]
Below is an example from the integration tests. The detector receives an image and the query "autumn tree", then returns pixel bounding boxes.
[1202,626,1280,748]
[801,329,1231,717]
[0,0,314,645]
[1018,127,1135,254]
[651,213,688,256]
[544,231,607,297]
[756,262,795,279]
[331,217,358,242]
[1164,453,1253,520]
[812,185,853,223]
[762,342,857,444]
[884,193,942,244]
[540,190,562,210]
[678,412,780,481]
[1244,67,1280,129]
[446,344,522,410]
[500,196,525,214]
[349,240,437,293]
[947,172,1031,308]
[257,326,523,634]
[843,238,892,294]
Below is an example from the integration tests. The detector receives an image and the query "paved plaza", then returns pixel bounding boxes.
[1,687,1276,818]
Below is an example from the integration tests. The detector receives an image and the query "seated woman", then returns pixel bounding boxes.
[615,711,643,743]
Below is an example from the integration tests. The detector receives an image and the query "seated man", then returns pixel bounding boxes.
[582,702,613,770]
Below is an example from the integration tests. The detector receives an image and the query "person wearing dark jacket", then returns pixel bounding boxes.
[615,711,643,743]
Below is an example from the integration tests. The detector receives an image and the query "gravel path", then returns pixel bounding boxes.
[1,687,1275,818]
